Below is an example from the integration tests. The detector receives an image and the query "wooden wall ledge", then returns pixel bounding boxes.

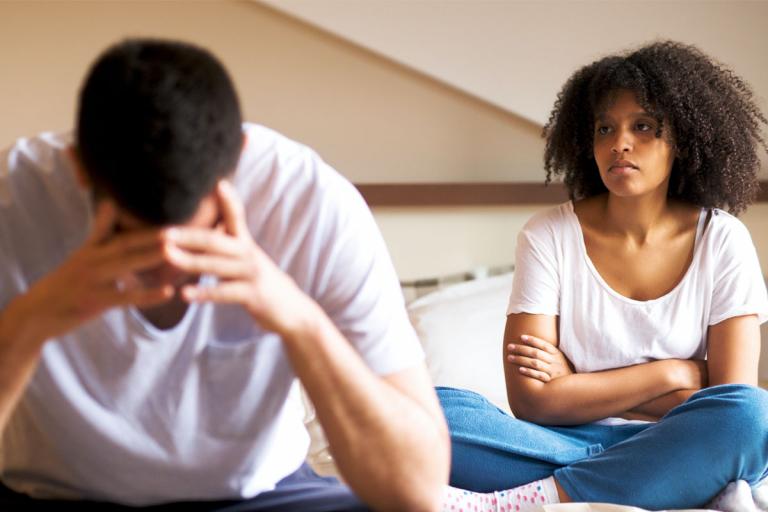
[356,181,768,207]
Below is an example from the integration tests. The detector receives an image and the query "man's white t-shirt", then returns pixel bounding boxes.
[508,201,768,376]
[0,124,424,505]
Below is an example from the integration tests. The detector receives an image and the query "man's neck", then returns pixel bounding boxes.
[136,274,200,331]
[137,296,190,331]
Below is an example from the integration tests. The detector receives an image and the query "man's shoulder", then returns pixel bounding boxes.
[236,123,364,214]
[239,123,315,167]
[2,132,72,170]
[234,124,372,261]
[0,131,77,209]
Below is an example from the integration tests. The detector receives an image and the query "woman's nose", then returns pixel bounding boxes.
[611,129,633,154]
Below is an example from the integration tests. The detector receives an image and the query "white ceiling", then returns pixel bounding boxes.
[260,0,768,128]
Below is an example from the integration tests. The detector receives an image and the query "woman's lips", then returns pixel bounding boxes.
[609,161,638,175]
[609,165,638,175]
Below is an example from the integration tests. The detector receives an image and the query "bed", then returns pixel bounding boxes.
[297,270,768,512]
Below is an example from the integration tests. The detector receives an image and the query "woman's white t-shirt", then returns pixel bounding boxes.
[507,201,768,375]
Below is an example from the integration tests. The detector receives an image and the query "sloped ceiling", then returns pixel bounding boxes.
[260,0,768,128]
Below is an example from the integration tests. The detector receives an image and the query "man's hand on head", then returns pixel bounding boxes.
[8,200,175,346]
[163,180,319,338]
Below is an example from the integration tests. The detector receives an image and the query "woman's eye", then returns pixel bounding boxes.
[636,122,652,131]
[596,126,610,135]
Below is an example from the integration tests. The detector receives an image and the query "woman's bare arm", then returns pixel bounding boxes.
[620,389,699,421]
[620,314,760,420]
[503,313,704,425]
[707,314,760,386]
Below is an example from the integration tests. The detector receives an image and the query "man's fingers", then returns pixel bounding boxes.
[216,180,248,238]
[179,281,250,304]
[94,246,170,283]
[110,284,175,309]
[166,245,250,279]
[97,228,167,262]
[92,282,174,312]
[87,200,117,245]
[164,227,241,257]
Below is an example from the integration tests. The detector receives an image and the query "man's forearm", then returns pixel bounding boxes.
[0,298,47,435]
[282,305,449,512]
[512,359,692,425]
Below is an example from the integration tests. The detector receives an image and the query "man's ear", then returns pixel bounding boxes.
[222,131,247,182]
[66,145,91,189]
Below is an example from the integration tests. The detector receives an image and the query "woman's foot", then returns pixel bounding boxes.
[706,481,760,512]
[441,478,559,512]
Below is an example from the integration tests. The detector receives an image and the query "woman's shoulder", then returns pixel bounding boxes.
[704,207,755,248]
[522,201,574,236]
[570,195,607,232]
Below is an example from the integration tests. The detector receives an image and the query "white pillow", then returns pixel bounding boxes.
[407,273,514,415]
[302,272,515,476]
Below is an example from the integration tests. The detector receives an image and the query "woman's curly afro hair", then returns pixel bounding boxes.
[543,40,767,215]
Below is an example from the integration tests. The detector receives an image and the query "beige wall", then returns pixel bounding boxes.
[0,0,766,281]
[0,0,542,183]
[264,0,768,131]
[0,0,544,281]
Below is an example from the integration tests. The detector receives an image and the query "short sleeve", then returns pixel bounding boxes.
[709,216,768,325]
[507,211,560,316]
[306,166,424,376]
[237,126,424,377]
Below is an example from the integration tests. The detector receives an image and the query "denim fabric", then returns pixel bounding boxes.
[438,384,768,509]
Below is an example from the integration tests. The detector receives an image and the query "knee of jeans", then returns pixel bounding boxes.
[707,385,768,453]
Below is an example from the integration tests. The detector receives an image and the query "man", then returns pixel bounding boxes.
[0,39,449,511]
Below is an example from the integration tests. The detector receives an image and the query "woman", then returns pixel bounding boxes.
[440,41,768,511]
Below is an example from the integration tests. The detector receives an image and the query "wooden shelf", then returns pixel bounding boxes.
[356,180,768,207]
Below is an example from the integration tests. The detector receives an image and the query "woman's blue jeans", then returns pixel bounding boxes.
[438,384,768,509]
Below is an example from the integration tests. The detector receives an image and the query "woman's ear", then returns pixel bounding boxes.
[66,145,91,189]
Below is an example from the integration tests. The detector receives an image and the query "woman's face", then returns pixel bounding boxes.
[592,90,676,200]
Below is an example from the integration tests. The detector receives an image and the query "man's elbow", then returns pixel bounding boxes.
[395,419,450,511]
[361,419,450,511]
[403,420,450,511]
[367,459,447,511]
[382,481,444,512]
[385,456,448,512]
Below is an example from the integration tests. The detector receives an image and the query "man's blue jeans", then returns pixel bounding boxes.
[438,384,768,509]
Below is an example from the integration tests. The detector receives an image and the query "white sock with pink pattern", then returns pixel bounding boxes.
[441,477,560,512]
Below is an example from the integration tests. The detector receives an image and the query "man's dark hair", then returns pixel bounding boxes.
[543,40,767,215]
[77,38,243,224]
